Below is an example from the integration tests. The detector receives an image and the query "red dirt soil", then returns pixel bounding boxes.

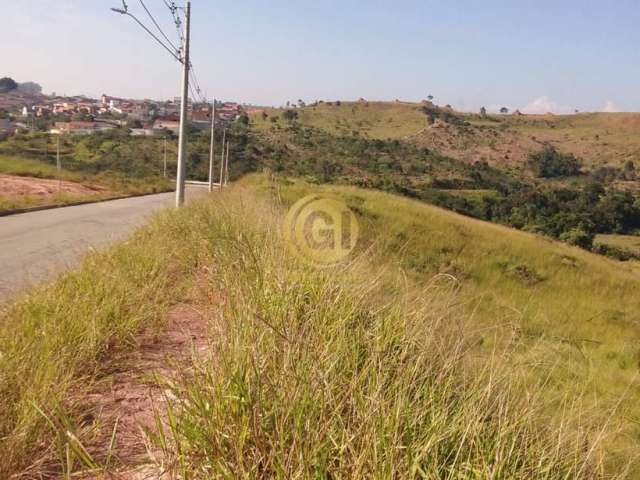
[0,174,103,199]
[19,304,212,480]
[82,304,210,479]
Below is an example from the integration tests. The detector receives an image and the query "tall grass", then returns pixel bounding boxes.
[149,186,608,478]
[0,208,200,476]
[0,177,634,477]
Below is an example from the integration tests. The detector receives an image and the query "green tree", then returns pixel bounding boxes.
[282,110,298,122]
[127,119,143,129]
[560,228,594,249]
[0,77,18,93]
[527,146,581,178]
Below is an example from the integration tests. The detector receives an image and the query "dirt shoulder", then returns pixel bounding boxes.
[0,174,109,212]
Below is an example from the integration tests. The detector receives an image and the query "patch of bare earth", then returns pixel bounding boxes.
[71,304,211,480]
[0,174,105,199]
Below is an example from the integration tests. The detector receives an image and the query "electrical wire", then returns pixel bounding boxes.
[138,0,179,53]
[112,0,210,104]
[111,6,181,62]
[165,0,184,49]
[189,66,205,101]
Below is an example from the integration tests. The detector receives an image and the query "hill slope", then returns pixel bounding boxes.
[275,175,640,474]
[253,102,640,174]
[1,175,639,477]
[247,102,640,258]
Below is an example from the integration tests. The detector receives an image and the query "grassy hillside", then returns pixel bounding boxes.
[246,103,640,259]
[2,174,639,477]
[272,176,640,474]
[253,101,427,139]
[252,102,640,175]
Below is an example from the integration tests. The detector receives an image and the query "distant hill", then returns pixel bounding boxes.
[246,100,640,257]
[252,101,640,173]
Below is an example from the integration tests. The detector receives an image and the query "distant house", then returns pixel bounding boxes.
[191,104,212,123]
[129,128,154,137]
[53,102,77,114]
[153,117,180,134]
[101,94,126,107]
[217,102,243,125]
[34,105,52,117]
[51,121,115,135]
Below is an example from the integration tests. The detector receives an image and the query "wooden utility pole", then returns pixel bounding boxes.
[224,138,230,186]
[175,1,191,207]
[163,137,167,178]
[56,135,61,172]
[208,100,215,192]
[219,128,226,189]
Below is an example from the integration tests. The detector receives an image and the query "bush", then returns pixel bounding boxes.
[560,228,595,249]
[282,109,298,122]
[528,146,581,178]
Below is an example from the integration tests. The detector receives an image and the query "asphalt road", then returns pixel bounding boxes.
[0,187,206,302]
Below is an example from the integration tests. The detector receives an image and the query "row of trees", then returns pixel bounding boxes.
[0,77,42,94]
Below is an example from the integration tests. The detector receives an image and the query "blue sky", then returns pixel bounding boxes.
[3,0,639,112]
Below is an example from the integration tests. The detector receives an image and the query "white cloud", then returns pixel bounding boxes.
[602,101,620,113]
[521,96,574,115]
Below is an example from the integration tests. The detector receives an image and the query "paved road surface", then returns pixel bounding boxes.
[0,187,206,302]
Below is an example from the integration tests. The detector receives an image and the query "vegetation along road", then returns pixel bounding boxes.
[0,186,204,301]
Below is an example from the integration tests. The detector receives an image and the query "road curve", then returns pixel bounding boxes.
[0,187,206,303]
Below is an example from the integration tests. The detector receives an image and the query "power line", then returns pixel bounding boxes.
[110,4,181,63]
[188,82,200,105]
[189,69,205,103]
[164,0,184,52]
[112,0,193,207]
[138,0,179,53]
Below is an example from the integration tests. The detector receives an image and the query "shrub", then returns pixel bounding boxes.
[282,109,298,122]
[527,146,581,178]
[560,228,595,249]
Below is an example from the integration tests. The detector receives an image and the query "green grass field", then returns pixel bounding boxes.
[2,174,639,477]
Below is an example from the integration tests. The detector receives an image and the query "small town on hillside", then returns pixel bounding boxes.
[0,83,245,138]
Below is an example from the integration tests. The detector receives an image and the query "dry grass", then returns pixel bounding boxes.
[250,101,640,170]
[2,175,639,477]
[0,207,202,477]
[136,178,628,478]
[595,233,640,256]
[251,101,427,139]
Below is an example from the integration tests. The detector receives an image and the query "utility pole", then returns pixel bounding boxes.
[219,128,226,189]
[224,138,230,186]
[175,1,191,207]
[163,137,167,178]
[56,135,61,172]
[208,99,215,192]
